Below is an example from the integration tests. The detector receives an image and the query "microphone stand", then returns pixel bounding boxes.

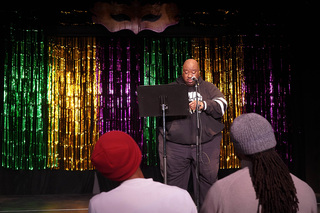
[194,79,200,211]
[160,96,168,184]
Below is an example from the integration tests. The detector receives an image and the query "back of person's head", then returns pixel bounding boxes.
[91,131,142,182]
[230,113,299,213]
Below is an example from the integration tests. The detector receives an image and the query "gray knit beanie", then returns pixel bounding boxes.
[230,113,277,155]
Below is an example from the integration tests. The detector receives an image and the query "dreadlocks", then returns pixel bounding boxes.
[248,148,299,213]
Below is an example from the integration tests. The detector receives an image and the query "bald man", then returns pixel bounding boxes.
[159,59,227,207]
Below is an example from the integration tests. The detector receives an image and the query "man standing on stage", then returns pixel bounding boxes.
[159,59,227,206]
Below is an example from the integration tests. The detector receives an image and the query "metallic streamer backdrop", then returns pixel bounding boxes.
[2,26,47,170]
[1,32,292,170]
[47,37,99,170]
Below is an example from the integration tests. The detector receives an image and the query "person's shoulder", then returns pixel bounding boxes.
[290,173,316,195]
[151,179,184,191]
[89,191,108,204]
[150,180,191,197]
[208,167,252,196]
[89,185,122,203]
[219,167,250,183]
[205,167,254,205]
[290,173,317,211]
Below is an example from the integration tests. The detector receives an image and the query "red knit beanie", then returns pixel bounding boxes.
[91,131,142,181]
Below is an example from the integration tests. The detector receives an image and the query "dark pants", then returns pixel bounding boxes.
[158,133,222,207]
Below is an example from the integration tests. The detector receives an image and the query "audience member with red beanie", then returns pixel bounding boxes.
[89,131,197,213]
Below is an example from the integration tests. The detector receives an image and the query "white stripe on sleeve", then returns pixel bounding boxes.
[213,97,227,116]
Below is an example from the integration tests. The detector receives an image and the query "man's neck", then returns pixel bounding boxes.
[127,167,145,180]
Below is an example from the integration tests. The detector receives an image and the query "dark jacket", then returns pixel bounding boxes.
[163,76,227,145]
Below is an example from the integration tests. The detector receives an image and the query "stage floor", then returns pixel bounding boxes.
[0,194,92,212]
[0,193,319,212]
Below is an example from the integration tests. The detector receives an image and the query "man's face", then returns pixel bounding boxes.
[182,60,200,87]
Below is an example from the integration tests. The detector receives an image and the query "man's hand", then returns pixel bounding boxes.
[189,100,204,111]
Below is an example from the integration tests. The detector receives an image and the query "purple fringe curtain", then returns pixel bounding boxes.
[96,37,143,151]
[243,34,293,165]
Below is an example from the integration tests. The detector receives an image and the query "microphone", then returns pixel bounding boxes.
[191,76,198,81]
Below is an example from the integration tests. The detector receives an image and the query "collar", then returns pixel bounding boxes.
[120,178,153,187]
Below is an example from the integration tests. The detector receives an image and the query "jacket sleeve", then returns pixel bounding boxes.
[203,83,227,119]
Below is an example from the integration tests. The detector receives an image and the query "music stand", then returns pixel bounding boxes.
[137,84,189,184]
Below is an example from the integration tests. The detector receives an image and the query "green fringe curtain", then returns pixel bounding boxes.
[2,26,47,170]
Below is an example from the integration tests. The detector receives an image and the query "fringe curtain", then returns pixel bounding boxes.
[95,37,143,159]
[1,33,292,170]
[2,26,47,170]
[243,34,293,165]
[47,37,99,170]
[142,38,191,166]
[192,37,245,169]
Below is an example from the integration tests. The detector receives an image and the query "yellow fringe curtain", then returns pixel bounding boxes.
[47,37,100,170]
[192,36,245,169]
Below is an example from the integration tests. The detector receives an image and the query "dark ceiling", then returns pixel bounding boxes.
[0,0,316,38]
[0,0,314,25]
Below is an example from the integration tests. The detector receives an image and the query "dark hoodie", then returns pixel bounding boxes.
[163,76,227,145]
